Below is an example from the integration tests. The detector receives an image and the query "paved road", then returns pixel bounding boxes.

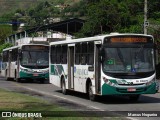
[0,76,160,119]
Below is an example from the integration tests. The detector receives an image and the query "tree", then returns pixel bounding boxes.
[77,0,146,37]
[78,0,122,37]
[0,43,13,54]
[0,25,12,44]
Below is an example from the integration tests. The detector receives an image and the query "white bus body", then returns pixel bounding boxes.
[2,44,49,83]
[49,33,157,101]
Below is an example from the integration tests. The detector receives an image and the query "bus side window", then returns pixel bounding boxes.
[62,45,67,64]
[2,51,9,62]
[81,42,87,65]
[75,43,81,65]
[51,46,56,64]
[11,48,18,61]
[56,46,62,64]
[87,42,94,65]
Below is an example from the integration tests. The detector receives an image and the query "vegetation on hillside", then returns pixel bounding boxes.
[0,0,160,56]
[0,43,13,54]
[0,25,12,44]
[0,0,160,36]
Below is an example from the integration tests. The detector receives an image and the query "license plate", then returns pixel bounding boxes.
[127,88,136,92]
[33,74,38,76]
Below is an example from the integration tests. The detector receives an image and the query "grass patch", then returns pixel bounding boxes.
[0,88,59,111]
[0,88,101,120]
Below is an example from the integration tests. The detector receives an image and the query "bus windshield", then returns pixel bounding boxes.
[21,50,49,69]
[102,47,154,73]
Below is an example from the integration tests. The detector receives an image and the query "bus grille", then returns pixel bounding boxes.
[118,83,145,86]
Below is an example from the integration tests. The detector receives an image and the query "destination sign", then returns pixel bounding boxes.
[23,45,48,50]
[110,37,147,43]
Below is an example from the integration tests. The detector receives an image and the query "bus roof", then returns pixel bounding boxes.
[50,33,153,46]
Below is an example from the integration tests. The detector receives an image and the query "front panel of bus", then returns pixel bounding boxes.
[19,45,49,79]
[101,35,156,95]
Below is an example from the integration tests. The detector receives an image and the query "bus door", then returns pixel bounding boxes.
[68,44,75,89]
[16,49,21,78]
[95,41,101,94]
[7,50,12,78]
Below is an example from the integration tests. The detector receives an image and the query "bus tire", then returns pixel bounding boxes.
[6,77,12,81]
[88,82,96,101]
[5,70,9,81]
[27,78,33,83]
[129,95,140,101]
[39,79,44,84]
[6,77,10,81]
[62,79,67,95]
[16,78,21,83]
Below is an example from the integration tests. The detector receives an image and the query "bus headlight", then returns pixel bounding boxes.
[146,78,155,86]
[20,68,32,73]
[27,69,33,72]
[103,77,116,86]
[21,68,27,72]
[41,69,49,73]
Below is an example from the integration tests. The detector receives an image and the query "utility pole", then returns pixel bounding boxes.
[144,0,148,34]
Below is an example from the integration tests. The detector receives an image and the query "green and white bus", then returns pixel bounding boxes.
[49,33,157,101]
[2,44,49,83]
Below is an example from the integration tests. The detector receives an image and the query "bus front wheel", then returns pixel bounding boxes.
[88,83,96,101]
[62,79,67,95]
[129,95,140,101]
[16,78,21,83]
[39,79,44,84]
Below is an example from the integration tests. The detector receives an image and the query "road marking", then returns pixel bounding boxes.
[126,117,139,120]
[90,106,105,111]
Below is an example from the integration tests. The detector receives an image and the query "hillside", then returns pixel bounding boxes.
[0,0,80,16]
[0,0,38,15]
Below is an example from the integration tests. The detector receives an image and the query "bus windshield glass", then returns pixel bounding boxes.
[102,36,154,73]
[21,46,49,69]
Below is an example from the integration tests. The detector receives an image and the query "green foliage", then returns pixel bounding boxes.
[1,0,160,39]
[0,43,13,53]
[0,25,12,44]
[77,0,145,37]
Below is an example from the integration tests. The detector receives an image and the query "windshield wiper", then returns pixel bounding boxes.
[117,48,126,67]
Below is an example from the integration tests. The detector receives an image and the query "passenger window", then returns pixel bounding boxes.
[75,43,81,65]
[62,45,67,64]
[51,46,56,64]
[81,42,87,65]
[87,42,94,65]
[56,46,62,64]
[2,51,9,62]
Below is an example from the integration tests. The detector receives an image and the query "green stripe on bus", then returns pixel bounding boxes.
[20,71,49,79]
[102,82,156,95]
